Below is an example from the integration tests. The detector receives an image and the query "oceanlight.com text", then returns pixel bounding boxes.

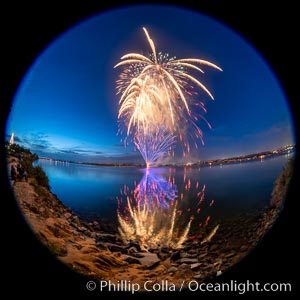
[187,280,292,294]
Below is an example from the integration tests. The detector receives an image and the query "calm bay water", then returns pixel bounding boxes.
[35,154,292,229]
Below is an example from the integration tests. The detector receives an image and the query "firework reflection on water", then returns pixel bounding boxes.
[117,167,216,250]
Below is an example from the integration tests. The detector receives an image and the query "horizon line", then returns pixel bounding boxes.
[35,143,296,167]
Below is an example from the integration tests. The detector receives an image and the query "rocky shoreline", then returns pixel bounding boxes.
[8,155,288,291]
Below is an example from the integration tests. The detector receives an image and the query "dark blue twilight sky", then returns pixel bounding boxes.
[5,5,295,163]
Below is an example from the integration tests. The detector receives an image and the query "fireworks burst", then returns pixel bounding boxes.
[115,27,222,166]
[134,126,176,168]
[118,76,163,136]
[115,27,222,122]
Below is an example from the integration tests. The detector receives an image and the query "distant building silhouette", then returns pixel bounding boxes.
[9,132,14,146]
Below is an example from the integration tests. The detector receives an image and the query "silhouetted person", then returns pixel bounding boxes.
[10,164,18,184]
[17,164,27,181]
[23,170,28,181]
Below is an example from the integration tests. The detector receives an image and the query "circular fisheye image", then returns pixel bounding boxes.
[5,4,296,292]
